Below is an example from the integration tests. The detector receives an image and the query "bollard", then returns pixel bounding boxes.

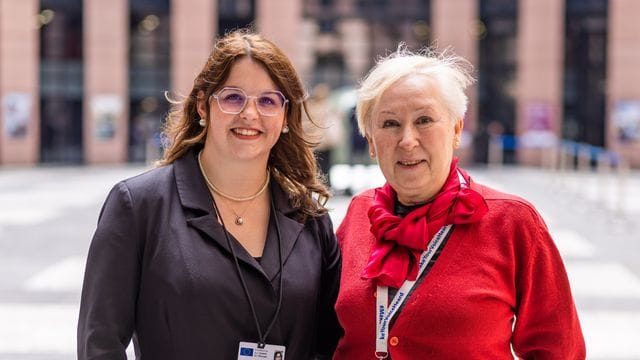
[577,144,591,173]
[550,144,560,171]
[557,142,570,188]
[545,143,560,186]
[616,157,629,217]
[542,144,554,171]
[597,151,610,208]
[488,135,503,169]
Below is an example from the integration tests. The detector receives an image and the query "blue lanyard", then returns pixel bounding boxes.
[374,170,466,359]
[374,224,453,359]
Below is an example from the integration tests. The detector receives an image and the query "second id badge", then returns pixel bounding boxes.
[237,341,286,360]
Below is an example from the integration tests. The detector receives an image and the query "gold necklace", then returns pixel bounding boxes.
[197,151,270,202]
[197,151,270,225]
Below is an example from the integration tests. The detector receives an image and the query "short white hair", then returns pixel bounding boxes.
[356,45,475,136]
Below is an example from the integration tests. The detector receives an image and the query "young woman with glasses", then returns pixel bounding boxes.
[78,29,343,359]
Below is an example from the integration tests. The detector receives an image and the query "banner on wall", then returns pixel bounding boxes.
[521,101,557,148]
[613,100,640,143]
[2,92,32,139]
[91,95,123,141]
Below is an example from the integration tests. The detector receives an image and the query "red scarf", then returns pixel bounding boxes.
[363,158,488,288]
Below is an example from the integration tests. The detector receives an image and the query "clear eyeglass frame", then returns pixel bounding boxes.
[211,87,289,117]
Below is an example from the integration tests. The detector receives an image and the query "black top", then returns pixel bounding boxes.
[394,201,426,217]
[77,148,343,359]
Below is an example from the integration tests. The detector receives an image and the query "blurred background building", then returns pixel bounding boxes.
[0,0,639,167]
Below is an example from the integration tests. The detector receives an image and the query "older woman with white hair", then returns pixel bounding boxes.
[332,47,585,359]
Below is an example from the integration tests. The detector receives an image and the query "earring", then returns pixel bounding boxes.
[281,126,289,134]
[198,118,206,127]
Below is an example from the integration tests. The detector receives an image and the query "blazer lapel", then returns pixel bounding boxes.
[188,215,262,272]
[259,182,304,282]
[174,149,260,271]
[174,149,305,282]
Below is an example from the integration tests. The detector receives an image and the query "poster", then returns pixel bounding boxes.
[91,95,123,141]
[2,92,32,139]
[613,100,640,142]
[521,101,557,148]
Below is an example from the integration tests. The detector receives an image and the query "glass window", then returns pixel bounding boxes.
[313,53,347,88]
[563,0,608,146]
[39,0,84,163]
[357,0,431,56]
[129,0,170,162]
[219,0,255,35]
[476,0,518,163]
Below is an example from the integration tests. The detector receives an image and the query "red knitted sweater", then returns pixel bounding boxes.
[333,182,585,360]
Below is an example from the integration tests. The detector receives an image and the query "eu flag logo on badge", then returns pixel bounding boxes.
[239,347,254,356]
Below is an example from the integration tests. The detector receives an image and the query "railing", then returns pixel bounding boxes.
[488,135,630,215]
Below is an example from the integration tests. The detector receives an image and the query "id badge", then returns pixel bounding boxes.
[237,341,286,360]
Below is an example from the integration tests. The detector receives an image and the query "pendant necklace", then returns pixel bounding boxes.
[234,212,245,225]
[197,150,270,225]
[220,197,253,225]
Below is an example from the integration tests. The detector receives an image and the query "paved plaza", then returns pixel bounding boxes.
[0,163,639,359]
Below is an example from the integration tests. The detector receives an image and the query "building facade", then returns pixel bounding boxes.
[0,0,639,166]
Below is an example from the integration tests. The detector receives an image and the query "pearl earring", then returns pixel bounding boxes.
[281,126,289,134]
[198,118,206,127]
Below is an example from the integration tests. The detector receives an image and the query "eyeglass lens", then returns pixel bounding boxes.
[215,88,286,116]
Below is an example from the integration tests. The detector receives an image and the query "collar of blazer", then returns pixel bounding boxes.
[174,148,300,217]
[175,147,304,282]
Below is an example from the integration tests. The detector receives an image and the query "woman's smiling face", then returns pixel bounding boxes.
[199,56,286,163]
[366,74,463,205]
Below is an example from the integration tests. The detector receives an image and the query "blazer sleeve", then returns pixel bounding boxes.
[77,181,142,360]
[511,208,586,359]
[313,213,344,358]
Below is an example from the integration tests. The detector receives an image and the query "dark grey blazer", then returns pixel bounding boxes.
[77,149,342,359]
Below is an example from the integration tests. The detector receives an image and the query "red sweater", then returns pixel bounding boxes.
[334,182,585,359]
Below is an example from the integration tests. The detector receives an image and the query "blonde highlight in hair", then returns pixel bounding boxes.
[158,28,330,221]
[356,44,475,136]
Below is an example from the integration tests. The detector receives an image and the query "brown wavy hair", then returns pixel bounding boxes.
[158,29,330,220]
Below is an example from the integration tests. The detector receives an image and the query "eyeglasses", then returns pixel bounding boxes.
[211,87,289,116]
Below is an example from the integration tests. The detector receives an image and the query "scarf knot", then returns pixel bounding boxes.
[362,158,488,288]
